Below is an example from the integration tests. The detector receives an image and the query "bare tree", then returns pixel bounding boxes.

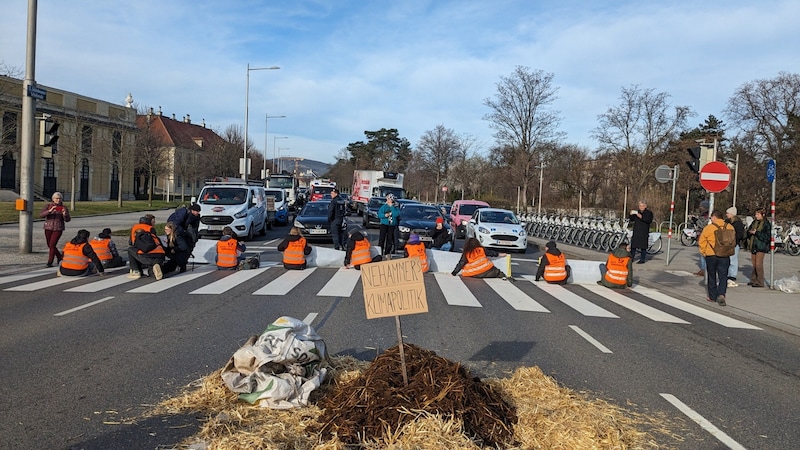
[592,85,694,199]
[135,116,170,206]
[209,125,247,178]
[483,66,564,208]
[414,125,464,203]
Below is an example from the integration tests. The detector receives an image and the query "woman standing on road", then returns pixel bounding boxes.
[377,194,400,258]
[40,191,70,267]
[745,208,771,288]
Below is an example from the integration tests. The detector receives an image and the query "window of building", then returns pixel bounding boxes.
[81,125,93,153]
[2,112,18,145]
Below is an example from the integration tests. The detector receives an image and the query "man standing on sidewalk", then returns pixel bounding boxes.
[629,200,653,264]
[698,210,733,306]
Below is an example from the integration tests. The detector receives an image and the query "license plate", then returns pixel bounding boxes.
[309,229,327,234]
[420,236,432,242]
[207,225,224,231]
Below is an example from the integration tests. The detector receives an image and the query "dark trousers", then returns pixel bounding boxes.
[127,247,164,273]
[330,220,346,250]
[706,255,730,300]
[631,247,647,262]
[45,229,63,264]
[379,224,395,255]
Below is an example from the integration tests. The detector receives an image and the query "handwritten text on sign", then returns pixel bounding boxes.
[361,257,428,319]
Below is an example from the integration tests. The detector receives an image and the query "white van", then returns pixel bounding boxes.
[195,179,267,240]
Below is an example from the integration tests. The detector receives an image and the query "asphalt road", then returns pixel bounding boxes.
[1,213,798,449]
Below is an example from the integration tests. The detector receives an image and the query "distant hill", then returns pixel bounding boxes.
[276,158,331,179]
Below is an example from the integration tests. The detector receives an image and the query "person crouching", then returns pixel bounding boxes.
[59,229,105,277]
[216,226,246,270]
[278,227,312,270]
[535,240,570,284]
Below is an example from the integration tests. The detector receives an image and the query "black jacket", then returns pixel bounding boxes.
[328,196,347,223]
[629,208,653,249]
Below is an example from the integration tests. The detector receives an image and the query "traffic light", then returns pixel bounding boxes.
[686,146,701,173]
[39,118,59,147]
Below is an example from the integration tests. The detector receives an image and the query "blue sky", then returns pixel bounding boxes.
[2,0,799,165]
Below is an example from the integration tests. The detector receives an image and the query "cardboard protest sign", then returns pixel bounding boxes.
[361,257,428,319]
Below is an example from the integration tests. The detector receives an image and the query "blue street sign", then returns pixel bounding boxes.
[767,159,776,183]
[27,85,47,100]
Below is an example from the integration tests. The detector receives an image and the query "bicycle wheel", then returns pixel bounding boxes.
[680,230,695,246]
[647,236,663,254]
[786,239,800,256]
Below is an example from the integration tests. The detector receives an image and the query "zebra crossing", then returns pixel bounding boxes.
[1,266,762,330]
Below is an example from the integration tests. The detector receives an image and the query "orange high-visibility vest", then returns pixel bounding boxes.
[404,242,429,273]
[90,238,112,261]
[604,255,630,285]
[136,230,165,256]
[130,223,150,245]
[462,247,494,277]
[350,239,373,267]
[61,242,89,271]
[283,237,307,266]
[543,252,568,282]
[216,238,240,268]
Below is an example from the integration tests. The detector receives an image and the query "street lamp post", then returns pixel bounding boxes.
[243,63,280,179]
[264,114,286,178]
[273,136,288,172]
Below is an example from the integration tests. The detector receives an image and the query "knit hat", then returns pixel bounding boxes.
[408,233,421,244]
[726,207,737,216]
[98,228,112,238]
[435,217,444,224]
[190,203,201,212]
[546,240,557,250]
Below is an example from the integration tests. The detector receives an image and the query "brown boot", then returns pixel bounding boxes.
[694,269,705,277]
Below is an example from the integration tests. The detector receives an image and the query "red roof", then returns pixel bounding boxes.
[136,114,223,150]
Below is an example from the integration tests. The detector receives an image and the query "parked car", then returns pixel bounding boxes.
[337,192,354,215]
[363,196,386,228]
[465,207,527,253]
[396,202,454,249]
[449,199,490,239]
[293,200,333,242]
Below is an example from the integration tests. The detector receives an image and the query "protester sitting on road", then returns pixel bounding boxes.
[89,228,125,269]
[598,243,633,289]
[535,240,571,284]
[430,217,452,252]
[58,229,105,277]
[278,227,312,270]
[344,227,382,270]
[162,221,192,274]
[452,237,509,280]
[403,233,429,273]
[216,226,246,270]
[127,220,166,280]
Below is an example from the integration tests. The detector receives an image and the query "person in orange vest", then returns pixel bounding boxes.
[127,219,166,280]
[451,237,509,280]
[535,240,570,284]
[344,227,382,270]
[58,229,105,277]
[89,228,125,269]
[277,227,312,270]
[216,226,246,270]
[598,243,633,289]
[403,233,429,273]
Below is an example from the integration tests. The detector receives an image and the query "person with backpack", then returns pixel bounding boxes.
[127,220,166,280]
[327,188,348,250]
[698,209,735,306]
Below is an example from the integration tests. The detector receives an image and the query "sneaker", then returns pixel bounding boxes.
[152,263,163,281]
[727,279,738,288]
[127,271,142,279]
[706,297,714,302]
[56,268,62,277]
[716,295,726,306]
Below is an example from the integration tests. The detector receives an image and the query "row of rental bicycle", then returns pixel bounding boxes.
[519,213,800,256]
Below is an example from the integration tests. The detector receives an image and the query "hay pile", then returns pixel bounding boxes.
[156,345,664,449]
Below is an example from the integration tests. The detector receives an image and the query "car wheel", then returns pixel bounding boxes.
[247,224,255,241]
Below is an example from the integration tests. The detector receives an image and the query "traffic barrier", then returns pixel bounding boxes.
[565,259,604,284]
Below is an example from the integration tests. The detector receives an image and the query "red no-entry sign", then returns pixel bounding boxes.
[699,161,731,193]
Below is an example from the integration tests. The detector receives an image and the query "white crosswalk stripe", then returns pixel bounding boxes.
[0,267,764,330]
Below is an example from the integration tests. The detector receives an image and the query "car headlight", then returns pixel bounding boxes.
[461,219,468,226]
[478,226,490,234]
[398,225,411,233]
[518,228,526,237]
[234,208,247,219]
[278,205,286,211]
[294,219,305,229]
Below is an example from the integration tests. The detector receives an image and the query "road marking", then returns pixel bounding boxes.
[65,274,139,292]
[583,283,690,323]
[434,273,482,307]
[569,325,613,353]
[253,268,316,295]
[317,268,361,297]
[523,276,619,317]
[660,393,746,450]
[303,312,318,325]
[54,296,115,316]
[126,267,213,293]
[485,278,550,312]
[191,267,271,294]
[4,275,84,291]
[0,267,57,286]
[633,286,762,329]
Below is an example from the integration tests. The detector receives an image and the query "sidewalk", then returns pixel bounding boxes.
[534,238,800,337]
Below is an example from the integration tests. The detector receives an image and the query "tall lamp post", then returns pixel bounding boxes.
[242,63,280,179]
[264,114,286,178]
[273,136,288,172]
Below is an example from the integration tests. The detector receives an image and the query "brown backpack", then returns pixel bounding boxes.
[713,223,736,257]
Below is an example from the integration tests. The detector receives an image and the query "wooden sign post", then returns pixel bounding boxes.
[361,257,428,386]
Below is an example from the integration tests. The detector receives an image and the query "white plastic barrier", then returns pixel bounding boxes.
[565,259,604,285]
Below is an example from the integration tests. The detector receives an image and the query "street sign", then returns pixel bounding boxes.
[699,161,731,193]
[27,85,47,100]
[441,186,448,192]
[767,159,776,183]
[654,165,673,183]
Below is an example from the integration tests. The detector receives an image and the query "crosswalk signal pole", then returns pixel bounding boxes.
[19,0,39,254]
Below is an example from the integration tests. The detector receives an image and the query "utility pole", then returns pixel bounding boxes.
[19,0,39,253]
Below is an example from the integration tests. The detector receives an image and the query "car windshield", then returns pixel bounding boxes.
[369,198,386,208]
[481,211,519,224]
[459,204,486,216]
[200,188,248,205]
[301,202,329,216]
[265,190,284,202]
[401,205,440,220]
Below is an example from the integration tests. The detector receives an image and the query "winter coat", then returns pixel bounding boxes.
[40,202,71,231]
[746,219,771,254]
[629,208,653,249]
